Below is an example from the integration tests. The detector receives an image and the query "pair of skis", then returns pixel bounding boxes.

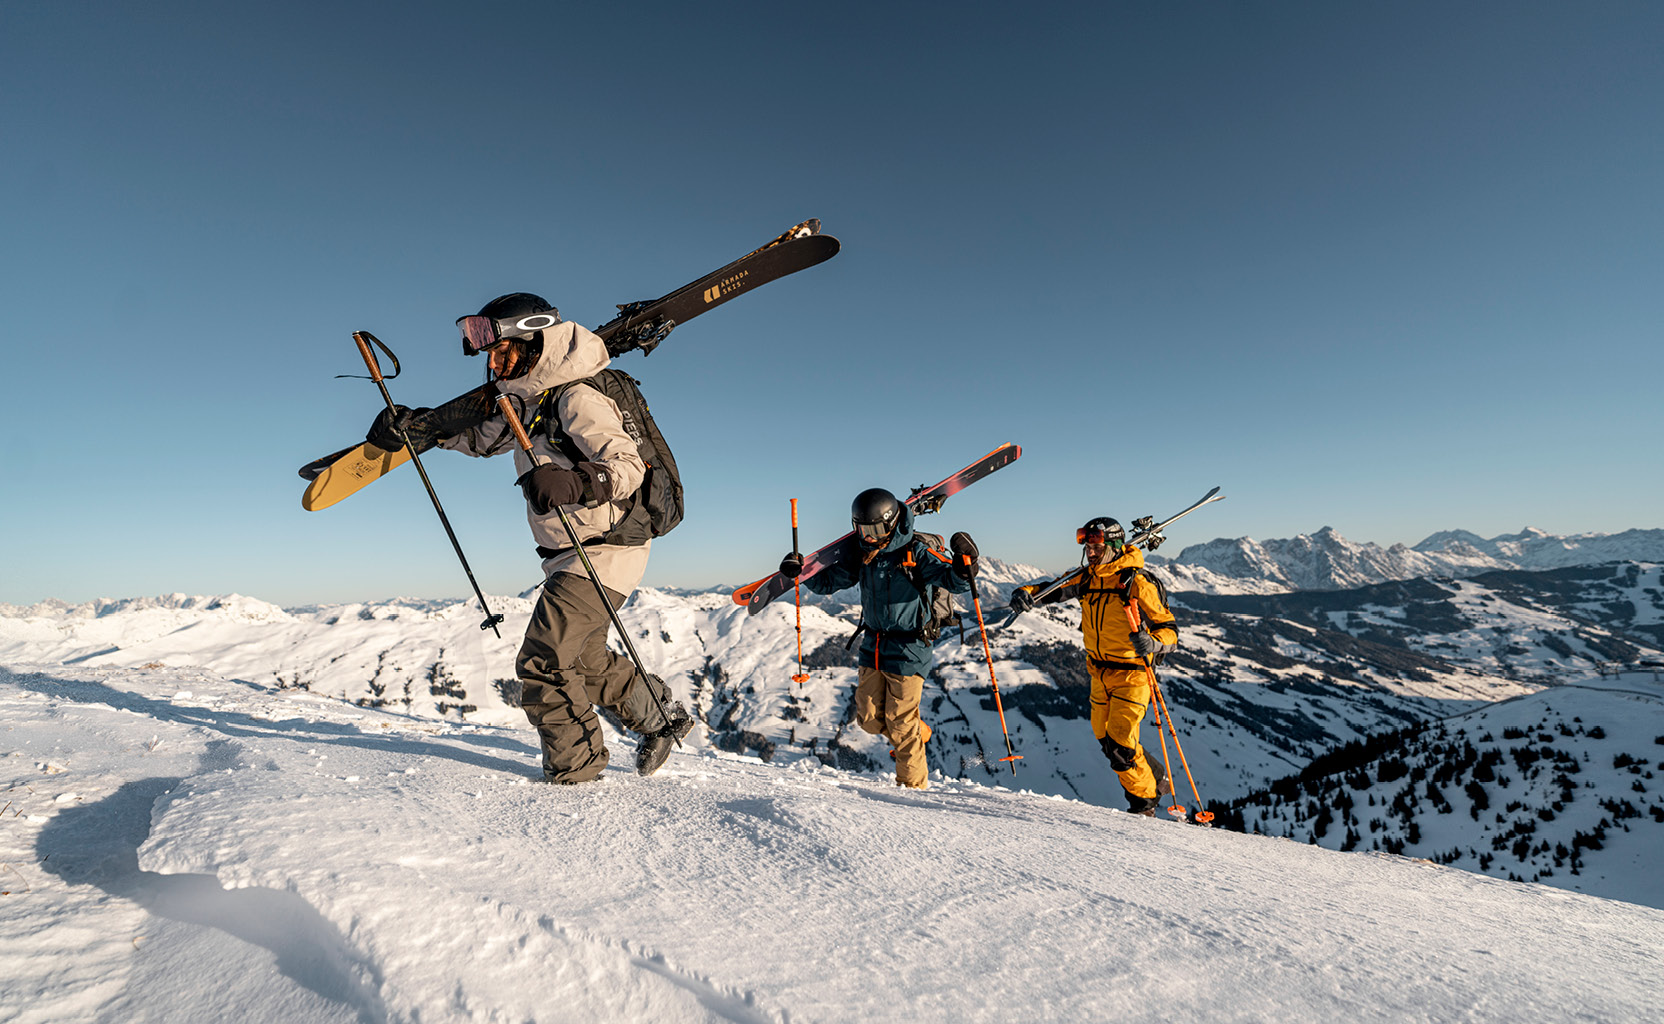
[730,444,1024,614]
[299,219,840,511]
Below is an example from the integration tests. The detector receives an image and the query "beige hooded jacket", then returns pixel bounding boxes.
[439,321,649,596]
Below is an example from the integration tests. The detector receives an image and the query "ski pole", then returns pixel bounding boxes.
[963,554,1021,774]
[492,391,680,733]
[1148,676,1209,824]
[1124,601,1212,825]
[1144,679,1184,820]
[351,332,505,637]
[790,499,809,688]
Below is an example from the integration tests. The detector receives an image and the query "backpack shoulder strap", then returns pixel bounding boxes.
[1121,566,1176,630]
[532,375,603,463]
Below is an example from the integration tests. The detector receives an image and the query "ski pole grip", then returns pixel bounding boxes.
[351,332,383,383]
[495,394,536,453]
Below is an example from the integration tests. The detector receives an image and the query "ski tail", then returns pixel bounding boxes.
[299,443,360,481]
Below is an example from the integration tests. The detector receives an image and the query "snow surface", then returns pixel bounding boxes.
[4,659,1662,1023]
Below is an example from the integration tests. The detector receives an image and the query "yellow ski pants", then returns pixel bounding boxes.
[1090,662,1157,800]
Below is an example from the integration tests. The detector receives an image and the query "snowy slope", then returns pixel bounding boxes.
[1226,682,1664,908]
[3,663,1660,1024]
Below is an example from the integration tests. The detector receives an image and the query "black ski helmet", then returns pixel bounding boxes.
[1077,517,1125,547]
[852,487,903,546]
[478,292,560,324]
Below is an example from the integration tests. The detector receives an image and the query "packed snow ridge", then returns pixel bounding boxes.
[4,661,1661,1023]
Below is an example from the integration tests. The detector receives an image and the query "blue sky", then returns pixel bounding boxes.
[3,1,1660,607]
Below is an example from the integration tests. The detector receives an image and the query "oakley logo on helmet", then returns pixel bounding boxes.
[514,314,560,333]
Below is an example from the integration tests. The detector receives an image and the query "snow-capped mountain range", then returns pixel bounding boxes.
[1154,525,1664,593]
[5,553,1662,910]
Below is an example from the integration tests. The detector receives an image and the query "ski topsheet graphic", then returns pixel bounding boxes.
[732,444,1023,615]
[301,220,840,511]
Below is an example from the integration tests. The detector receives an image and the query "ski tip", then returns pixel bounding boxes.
[301,483,339,512]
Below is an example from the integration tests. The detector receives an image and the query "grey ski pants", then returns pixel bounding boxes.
[516,572,671,783]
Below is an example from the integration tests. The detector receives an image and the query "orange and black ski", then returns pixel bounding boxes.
[732,444,1023,615]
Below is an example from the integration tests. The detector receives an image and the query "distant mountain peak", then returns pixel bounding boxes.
[1165,526,1664,594]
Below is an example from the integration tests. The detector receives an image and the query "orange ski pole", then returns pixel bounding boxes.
[1145,678,1184,820]
[1149,676,1210,824]
[790,499,809,687]
[1126,601,1212,825]
[964,554,1021,774]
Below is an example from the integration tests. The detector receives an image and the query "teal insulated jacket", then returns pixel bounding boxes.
[804,504,970,677]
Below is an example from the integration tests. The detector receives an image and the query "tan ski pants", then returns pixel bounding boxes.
[854,667,929,789]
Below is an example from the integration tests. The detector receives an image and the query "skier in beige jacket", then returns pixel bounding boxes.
[366,292,690,784]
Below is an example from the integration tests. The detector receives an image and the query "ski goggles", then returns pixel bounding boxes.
[456,310,562,355]
[855,521,894,545]
[1077,527,1125,550]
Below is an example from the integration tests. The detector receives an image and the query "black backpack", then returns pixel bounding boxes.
[536,369,684,545]
[1111,565,1175,664]
[901,532,963,644]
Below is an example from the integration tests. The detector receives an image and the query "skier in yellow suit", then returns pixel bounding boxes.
[1009,517,1177,815]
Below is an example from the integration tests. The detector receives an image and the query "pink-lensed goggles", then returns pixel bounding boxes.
[456,311,562,355]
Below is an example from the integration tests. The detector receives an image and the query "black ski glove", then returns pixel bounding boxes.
[366,405,437,453]
[517,462,614,515]
[949,532,979,580]
[1131,629,1177,659]
[519,465,583,514]
[779,552,804,579]
[1009,587,1035,613]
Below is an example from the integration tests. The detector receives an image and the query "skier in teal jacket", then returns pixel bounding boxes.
[780,488,977,788]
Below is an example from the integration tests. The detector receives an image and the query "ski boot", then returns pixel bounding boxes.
[1152,758,1173,796]
[636,702,694,777]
